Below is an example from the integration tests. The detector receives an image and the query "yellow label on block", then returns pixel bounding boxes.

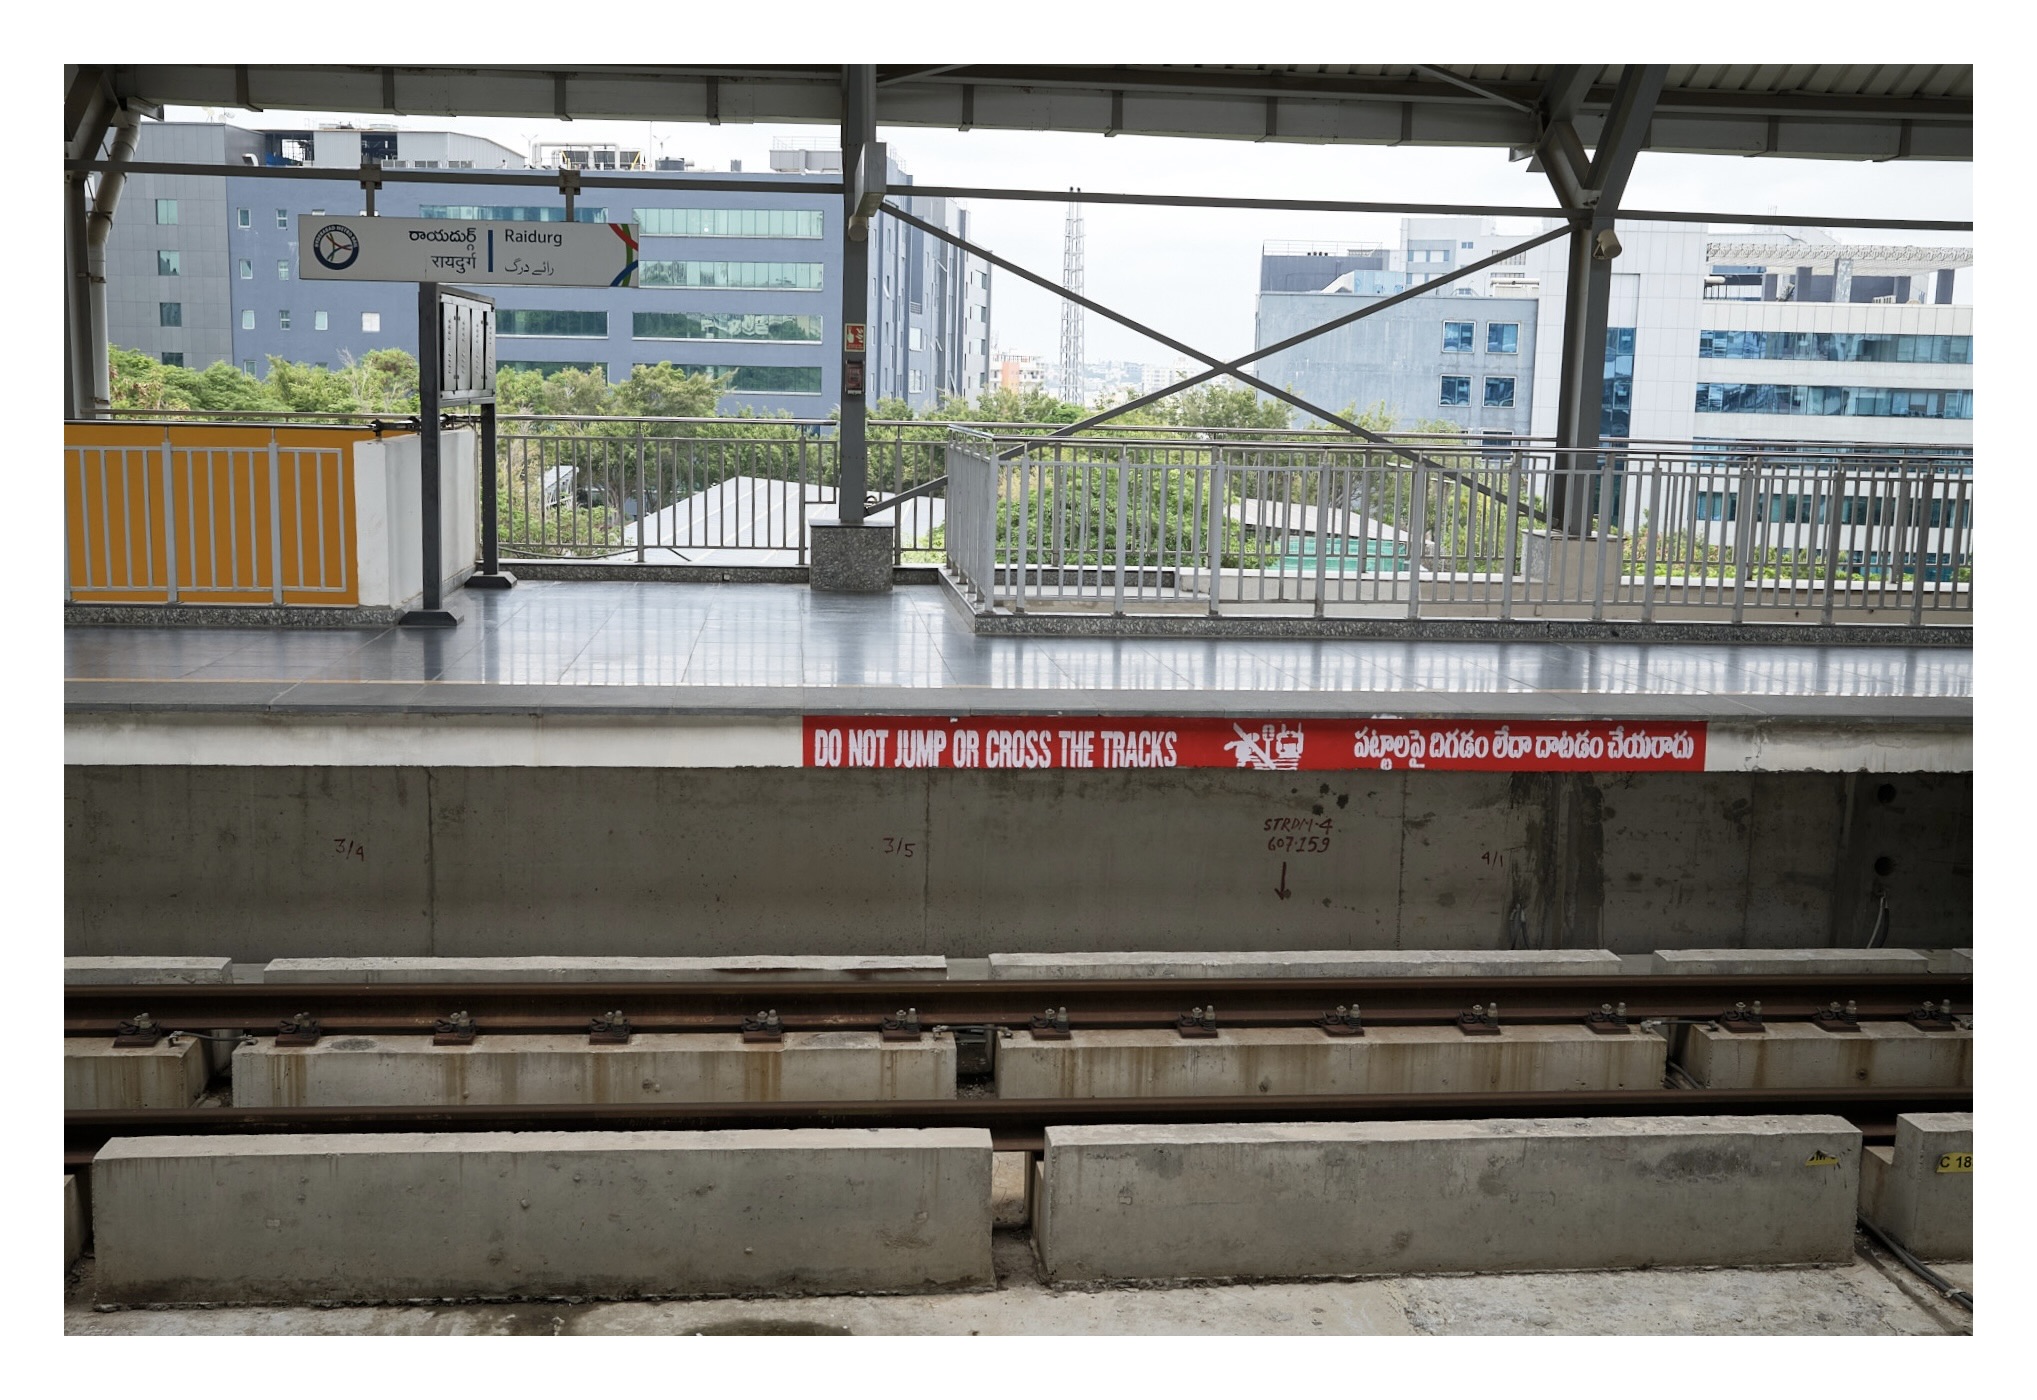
[1804,1150,1841,1167]
[1935,1152,1973,1174]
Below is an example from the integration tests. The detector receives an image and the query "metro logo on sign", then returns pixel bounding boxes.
[803,717,1706,772]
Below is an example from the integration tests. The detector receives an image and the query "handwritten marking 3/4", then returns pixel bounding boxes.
[332,837,366,862]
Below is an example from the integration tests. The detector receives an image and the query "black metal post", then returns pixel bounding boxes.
[400,281,458,626]
[467,397,516,590]
[838,64,875,524]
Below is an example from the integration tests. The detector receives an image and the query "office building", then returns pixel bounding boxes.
[107,122,991,415]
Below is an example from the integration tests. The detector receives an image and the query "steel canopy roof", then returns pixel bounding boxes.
[92,63,1971,163]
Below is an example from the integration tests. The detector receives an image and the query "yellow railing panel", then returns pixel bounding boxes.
[65,424,372,607]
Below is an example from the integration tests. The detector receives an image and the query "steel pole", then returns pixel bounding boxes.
[401,282,457,626]
[838,65,875,525]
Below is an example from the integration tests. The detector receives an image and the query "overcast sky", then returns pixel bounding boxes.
[163,101,1973,370]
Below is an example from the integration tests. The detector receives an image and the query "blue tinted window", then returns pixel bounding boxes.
[1439,375,1470,406]
[1442,322,1473,352]
[1695,383,1972,419]
[1486,323,1519,354]
[1698,330,1972,364]
[1483,377,1515,408]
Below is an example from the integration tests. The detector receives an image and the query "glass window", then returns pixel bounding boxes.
[639,260,824,291]
[1698,330,1974,364]
[644,363,824,394]
[496,309,610,338]
[1487,323,1520,354]
[314,311,328,331]
[910,369,925,392]
[158,302,181,327]
[630,311,819,342]
[279,310,291,329]
[362,312,381,332]
[237,207,250,228]
[1460,241,1475,250]
[276,209,288,228]
[1694,382,1972,420]
[157,251,180,276]
[239,260,252,279]
[240,309,255,330]
[499,360,606,376]
[418,205,608,223]
[161,351,183,367]
[633,208,825,238]
[1442,321,1473,352]
[1439,375,1470,406]
[243,360,258,376]
[1483,377,1516,408]
[278,259,290,280]
[155,199,177,224]
[908,327,924,351]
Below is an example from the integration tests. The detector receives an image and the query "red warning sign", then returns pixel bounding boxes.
[802,716,1705,772]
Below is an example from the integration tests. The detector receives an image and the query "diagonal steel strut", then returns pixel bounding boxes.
[880,199,1568,513]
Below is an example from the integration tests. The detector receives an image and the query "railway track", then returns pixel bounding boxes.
[67,1085,1970,1157]
[63,974,1972,1037]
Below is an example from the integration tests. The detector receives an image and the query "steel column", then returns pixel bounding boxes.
[401,282,456,627]
[837,64,875,525]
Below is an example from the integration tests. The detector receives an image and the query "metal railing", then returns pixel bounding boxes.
[66,423,362,606]
[941,432,1973,627]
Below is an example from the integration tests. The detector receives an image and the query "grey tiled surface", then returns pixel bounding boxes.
[65,581,1972,719]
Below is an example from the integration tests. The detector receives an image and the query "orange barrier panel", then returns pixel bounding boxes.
[65,424,373,607]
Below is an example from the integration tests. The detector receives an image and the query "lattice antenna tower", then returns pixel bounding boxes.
[1059,191,1086,407]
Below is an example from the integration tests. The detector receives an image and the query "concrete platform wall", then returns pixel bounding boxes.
[995,1027,1665,1099]
[232,1032,957,1106]
[92,1128,994,1305]
[1861,1112,1972,1261]
[65,766,1972,961]
[1035,1116,1863,1282]
[987,950,1624,978]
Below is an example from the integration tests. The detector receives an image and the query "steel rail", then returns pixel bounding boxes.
[65,1086,1970,1156]
[64,975,1971,1038]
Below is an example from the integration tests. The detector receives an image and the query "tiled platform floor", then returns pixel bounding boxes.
[64,581,1970,720]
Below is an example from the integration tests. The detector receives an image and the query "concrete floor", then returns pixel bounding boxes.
[64,1233,1970,1336]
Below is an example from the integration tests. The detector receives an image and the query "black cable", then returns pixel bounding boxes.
[1858,1213,1972,1311]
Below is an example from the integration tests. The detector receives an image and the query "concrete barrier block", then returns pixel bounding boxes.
[1037,1116,1862,1283]
[1927,948,1972,976]
[1683,1022,1970,1090]
[64,1038,207,1110]
[232,1032,956,1107]
[996,1026,1664,1099]
[63,957,234,984]
[261,956,947,983]
[1862,1112,1971,1260]
[93,1128,993,1305]
[65,1176,84,1269]
[987,950,1624,979]
[1650,949,1930,976]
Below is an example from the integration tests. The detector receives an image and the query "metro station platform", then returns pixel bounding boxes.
[63,580,1973,960]
[65,581,1970,769]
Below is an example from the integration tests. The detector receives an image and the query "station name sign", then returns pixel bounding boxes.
[298,216,640,287]
[803,717,1707,772]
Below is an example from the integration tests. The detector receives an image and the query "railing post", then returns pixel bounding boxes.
[1907,469,1927,628]
[1112,445,1129,615]
[1641,462,1661,624]
[1406,460,1426,620]
[1731,462,1754,625]
[798,433,810,567]
[1592,451,1614,621]
[267,429,284,604]
[1500,452,1521,622]
[635,420,648,564]
[160,430,179,604]
[1207,459,1225,618]
[1821,465,1843,626]
[1312,450,1328,622]
[1014,445,1031,614]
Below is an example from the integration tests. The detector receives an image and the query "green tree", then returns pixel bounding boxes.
[612,362,729,420]
[1148,378,1291,431]
[264,357,358,415]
